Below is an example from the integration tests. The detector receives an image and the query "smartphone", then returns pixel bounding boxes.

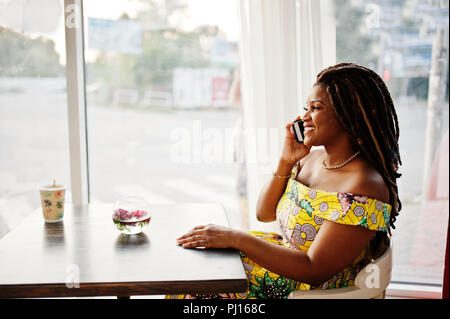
[292,119,305,143]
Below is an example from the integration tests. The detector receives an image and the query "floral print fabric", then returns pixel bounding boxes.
[167,164,392,299]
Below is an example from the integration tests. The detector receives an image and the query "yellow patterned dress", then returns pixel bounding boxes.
[167,164,391,299]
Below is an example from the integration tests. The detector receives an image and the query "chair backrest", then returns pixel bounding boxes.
[288,240,393,299]
[354,240,393,292]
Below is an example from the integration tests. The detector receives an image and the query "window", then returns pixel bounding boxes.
[83,0,246,228]
[0,0,70,237]
[333,0,449,285]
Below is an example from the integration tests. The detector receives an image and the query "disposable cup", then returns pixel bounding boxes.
[38,185,66,223]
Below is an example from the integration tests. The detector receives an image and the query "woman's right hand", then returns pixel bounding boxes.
[280,116,311,165]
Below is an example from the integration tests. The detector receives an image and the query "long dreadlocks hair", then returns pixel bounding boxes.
[314,62,402,239]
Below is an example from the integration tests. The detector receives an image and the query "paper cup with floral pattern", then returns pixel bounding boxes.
[38,185,66,223]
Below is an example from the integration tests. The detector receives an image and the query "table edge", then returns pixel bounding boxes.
[0,278,249,298]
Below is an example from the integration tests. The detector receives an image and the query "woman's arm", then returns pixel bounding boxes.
[177,221,375,286]
[256,159,296,222]
[256,117,311,222]
[235,221,375,285]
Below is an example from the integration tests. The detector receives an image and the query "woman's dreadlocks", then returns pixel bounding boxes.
[315,62,402,237]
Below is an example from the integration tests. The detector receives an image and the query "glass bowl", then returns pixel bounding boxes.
[112,196,151,235]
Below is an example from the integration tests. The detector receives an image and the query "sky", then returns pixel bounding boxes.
[0,0,240,64]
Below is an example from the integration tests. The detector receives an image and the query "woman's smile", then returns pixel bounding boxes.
[304,126,315,133]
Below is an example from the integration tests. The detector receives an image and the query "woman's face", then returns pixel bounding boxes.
[301,84,349,147]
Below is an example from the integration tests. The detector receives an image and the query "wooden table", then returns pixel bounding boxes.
[0,203,248,298]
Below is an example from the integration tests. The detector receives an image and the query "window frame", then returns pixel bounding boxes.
[64,0,90,205]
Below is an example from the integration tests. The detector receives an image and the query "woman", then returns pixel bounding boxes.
[170,63,402,299]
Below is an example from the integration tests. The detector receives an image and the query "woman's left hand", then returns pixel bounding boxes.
[176,224,237,249]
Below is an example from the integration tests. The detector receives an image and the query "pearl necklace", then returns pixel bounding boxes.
[322,151,361,170]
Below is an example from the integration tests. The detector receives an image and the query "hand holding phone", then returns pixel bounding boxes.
[282,117,311,165]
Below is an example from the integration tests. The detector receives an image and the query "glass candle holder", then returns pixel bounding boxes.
[112,196,151,235]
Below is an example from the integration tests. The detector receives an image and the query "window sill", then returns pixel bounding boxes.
[387,282,443,299]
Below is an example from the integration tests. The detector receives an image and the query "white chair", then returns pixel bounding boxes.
[288,240,392,299]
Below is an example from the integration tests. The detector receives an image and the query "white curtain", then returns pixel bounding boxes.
[237,0,336,230]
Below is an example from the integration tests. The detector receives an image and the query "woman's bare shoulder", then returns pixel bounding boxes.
[346,162,390,203]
